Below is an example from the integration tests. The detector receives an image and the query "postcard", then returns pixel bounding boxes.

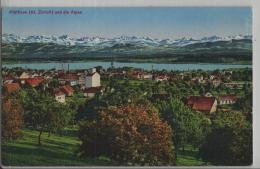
[1,6,253,167]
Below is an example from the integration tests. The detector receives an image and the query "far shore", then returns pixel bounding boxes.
[1,59,252,65]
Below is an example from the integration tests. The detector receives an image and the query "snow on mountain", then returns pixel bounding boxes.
[2,33,252,47]
[2,33,25,43]
[24,35,53,43]
[200,35,223,43]
[172,37,200,47]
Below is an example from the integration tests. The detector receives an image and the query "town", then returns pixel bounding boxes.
[2,66,252,115]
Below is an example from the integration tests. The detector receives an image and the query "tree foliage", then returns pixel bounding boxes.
[155,98,211,150]
[19,88,72,145]
[2,96,23,140]
[199,111,252,165]
[78,104,176,166]
[234,88,252,121]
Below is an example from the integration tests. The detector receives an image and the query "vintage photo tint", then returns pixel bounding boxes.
[1,7,252,166]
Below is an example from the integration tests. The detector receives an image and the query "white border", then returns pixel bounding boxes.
[1,0,260,168]
[0,0,253,7]
[252,0,260,168]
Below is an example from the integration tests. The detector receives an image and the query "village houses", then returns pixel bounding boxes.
[187,96,218,114]
[54,89,66,103]
[219,95,237,105]
[84,68,103,97]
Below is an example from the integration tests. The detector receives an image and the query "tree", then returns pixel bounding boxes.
[199,86,205,96]
[234,89,252,121]
[2,96,23,140]
[199,111,252,166]
[78,104,176,166]
[155,98,211,151]
[75,97,106,122]
[212,69,221,76]
[20,88,71,145]
[102,78,147,106]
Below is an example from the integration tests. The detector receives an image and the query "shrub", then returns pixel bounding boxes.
[78,104,176,166]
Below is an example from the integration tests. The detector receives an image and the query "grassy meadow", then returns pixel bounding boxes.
[1,128,206,166]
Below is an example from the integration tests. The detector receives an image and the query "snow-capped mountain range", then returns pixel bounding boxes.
[2,33,252,48]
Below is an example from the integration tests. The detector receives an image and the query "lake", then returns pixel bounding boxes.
[2,61,252,71]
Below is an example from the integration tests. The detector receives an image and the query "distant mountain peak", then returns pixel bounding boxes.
[2,33,252,47]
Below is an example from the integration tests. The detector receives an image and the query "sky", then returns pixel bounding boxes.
[2,7,252,39]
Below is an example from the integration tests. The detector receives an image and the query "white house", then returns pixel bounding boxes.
[83,86,103,98]
[58,74,78,86]
[219,95,237,105]
[155,75,169,82]
[19,72,30,84]
[54,90,66,103]
[142,73,153,80]
[19,72,30,79]
[85,68,101,88]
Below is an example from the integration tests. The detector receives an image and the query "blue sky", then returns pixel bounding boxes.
[2,7,252,39]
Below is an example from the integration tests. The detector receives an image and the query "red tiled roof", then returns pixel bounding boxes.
[59,74,78,80]
[130,72,142,78]
[61,85,74,95]
[84,86,102,94]
[4,83,21,93]
[26,77,45,86]
[187,96,216,112]
[54,89,65,96]
[219,95,237,101]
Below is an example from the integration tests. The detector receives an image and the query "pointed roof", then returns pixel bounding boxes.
[19,72,30,79]
[61,85,74,94]
[25,77,45,87]
[54,89,65,96]
[187,96,216,112]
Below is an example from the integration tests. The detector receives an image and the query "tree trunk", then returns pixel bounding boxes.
[182,145,185,152]
[48,131,51,137]
[38,129,43,145]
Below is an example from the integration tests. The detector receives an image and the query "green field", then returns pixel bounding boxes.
[2,129,206,166]
[1,129,114,166]
[176,145,209,166]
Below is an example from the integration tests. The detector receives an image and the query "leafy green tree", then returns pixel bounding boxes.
[102,78,147,106]
[19,88,71,145]
[212,69,221,76]
[47,79,59,89]
[234,89,252,121]
[199,111,252,166]
[155,98,211,151]
[199,86,205,96]
[75,97,106,122]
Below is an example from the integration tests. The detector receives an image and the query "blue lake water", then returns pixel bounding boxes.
[2,61,252,71]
